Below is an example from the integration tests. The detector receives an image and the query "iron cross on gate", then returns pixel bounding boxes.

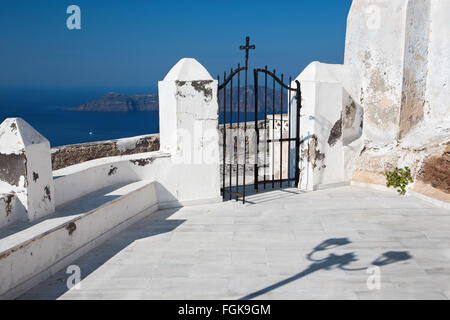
[240,36,255,70]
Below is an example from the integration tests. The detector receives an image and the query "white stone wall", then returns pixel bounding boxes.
[345,0,408,144]
[426,0,450,121]
[345,0,449,203]
[345,0,449,142]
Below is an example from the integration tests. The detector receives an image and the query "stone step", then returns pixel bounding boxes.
[0,180,158,299]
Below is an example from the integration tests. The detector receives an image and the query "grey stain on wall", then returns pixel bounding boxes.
[192,81,213,102]
[0,153,27,187]
[130,158,154,167]
[66,222,77,236]
[328,119,342,147]
[108,166,118,176]
[43,186,52,202]
[306,135,326,170]
[4,193,14,216]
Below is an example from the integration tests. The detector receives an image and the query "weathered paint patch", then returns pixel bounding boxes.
[66,222,77,235]
[130,158,154,167]
[108,166,118,176]
[3,193,14,216]
[175,80,214,102]
[398,69,425,139]
[305,135,326,170]
[191,81,213,101]
[0,152,27,187]
[328,119,342,147]
[417,153,450,194]
[51,134,159,170]
[175,80,186,87]
[43,186,52,202]
[343,101,357,129]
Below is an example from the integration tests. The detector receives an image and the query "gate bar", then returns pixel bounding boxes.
[264,66,268,189]
[236,64,241,201]
[294,80,302,187]
[280,74,284,188]
[254,69,259,190]
[272,70,276,189]
[229,68,233,200]
[288,76,292,186]
[219,75,224,199]
[223,72,227,200]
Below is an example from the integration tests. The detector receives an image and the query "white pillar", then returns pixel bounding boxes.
[293,62,347,191]
[157,58,221,204]
[0,118,55,223]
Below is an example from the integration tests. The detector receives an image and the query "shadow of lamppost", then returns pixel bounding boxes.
[240,238,412,300]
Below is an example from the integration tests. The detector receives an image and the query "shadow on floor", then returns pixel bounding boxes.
[223,183,307,205]
[19,207,185,300]
[240,238,412,300]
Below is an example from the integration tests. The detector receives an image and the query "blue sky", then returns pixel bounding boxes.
[0,0,352,92]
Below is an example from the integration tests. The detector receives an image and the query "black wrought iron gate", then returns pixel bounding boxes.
[219,37,302,203]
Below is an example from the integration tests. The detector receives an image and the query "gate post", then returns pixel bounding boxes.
[158,58,221,205]
[292,62,349,191]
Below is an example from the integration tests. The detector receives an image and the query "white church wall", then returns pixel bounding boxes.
[345,0,449,204]
[426,0,450,121]
[345,0,408,145]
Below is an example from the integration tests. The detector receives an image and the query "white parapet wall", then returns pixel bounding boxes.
[0,180,159,299]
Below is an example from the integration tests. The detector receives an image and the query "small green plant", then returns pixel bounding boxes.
[384,167,414,195]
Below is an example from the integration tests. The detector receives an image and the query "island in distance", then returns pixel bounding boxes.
[68,93,159,112]
[68,87,284,112]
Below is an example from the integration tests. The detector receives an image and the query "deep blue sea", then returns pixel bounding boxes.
[0,88,160,147]
[0,87,271,148]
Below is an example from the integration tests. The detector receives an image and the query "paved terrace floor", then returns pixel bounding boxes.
[21,186,450,300]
